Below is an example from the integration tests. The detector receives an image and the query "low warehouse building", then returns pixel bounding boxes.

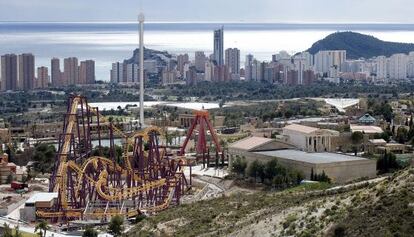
[250,150,376,183]
[229,136,377,183]
[228,136,295,166]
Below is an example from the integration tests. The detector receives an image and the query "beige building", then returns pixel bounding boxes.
[350,125,383,135]
[228,136,295,167]
[228,137,377,184]
[253,150,376,184]
[367,139,406,154]
[282,124,339,152]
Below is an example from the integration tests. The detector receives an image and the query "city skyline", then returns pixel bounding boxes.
[0,0,414,23]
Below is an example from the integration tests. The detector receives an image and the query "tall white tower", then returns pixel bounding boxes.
[138,12,145,127]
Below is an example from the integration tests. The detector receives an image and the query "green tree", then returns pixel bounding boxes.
[3,223,13,237]
[82,226,98,237]
[396,126,408,144]
[351,131,364,155]
[247,160,262,182]
[108,215,124,236]
[32,144,56,174]
[14,225,23,237]
[35,220,50,237]
[264,159,279,181]
[231,156,247,177]
[351,131,364,144]
[377,152,400,174]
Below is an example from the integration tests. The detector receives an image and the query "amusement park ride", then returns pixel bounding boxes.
[37,95,224,222]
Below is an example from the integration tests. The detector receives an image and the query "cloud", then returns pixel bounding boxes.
[0,0,413,23]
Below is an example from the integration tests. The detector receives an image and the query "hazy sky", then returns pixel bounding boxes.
[0,0,413,23]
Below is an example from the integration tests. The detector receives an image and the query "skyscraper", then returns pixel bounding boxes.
[389,53,407,80]
[79,60,95,84]
[374,56,388,80]
[126,63,139,84]
[214,26,224,66]
[51,58,61,87]
[225,48,240,74]
[0,54,18,91]
[37,66,49,89]
[18,53,35,91]
[244,54,254,81]
[110,62,125,83]
[314,50,346,77]
[194,51,206,72]
[63,57,79,85]
[176,54,189,77]
[204,61,214,81]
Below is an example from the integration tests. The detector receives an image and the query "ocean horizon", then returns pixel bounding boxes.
[1,22,414,81]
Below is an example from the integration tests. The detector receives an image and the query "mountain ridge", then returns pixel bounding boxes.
[307,31,414,59]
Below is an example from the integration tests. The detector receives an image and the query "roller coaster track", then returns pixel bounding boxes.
[42,96,187,221]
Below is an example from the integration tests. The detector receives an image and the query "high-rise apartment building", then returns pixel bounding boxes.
[0,54,18,91]
[79,60,95,84]
[126,63,139,84]
[176,54,189,77]
[314,50,346,76]
[389,53,407,80]
[63,57,79,85]
[110,62,125,83]
[194,51,206,72]
[37,66,49,89]
[51,58,61,87]
[225,48,240,74]
[244,54,254,81]
[204,61,214,81]
[18,53,35,90]
[185,66,198,85]
[213,27,224,66]
[374,56,388,79]
[407,52,414,78]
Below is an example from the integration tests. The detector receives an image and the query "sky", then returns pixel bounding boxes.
[0,0,413,23]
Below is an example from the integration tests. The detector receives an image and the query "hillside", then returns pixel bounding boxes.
[129,168,414,236]
[125,47,172,65]
[307,31,414,59]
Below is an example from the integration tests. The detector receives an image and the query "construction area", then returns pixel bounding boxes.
[11,95,228,231]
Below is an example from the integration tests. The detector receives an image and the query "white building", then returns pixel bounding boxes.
[126,63,139,84]
[204,61,214,81]
[272,50,291,61]
[251,59,263,81]
[295,52,314,69]
[407,52,414,78]
[293,56,307,84]
[389,53,407,80]
[282,124,339,153]
[162,69,178,85]
[314,50,346,77]
[110,62,124,83]
[374,56,388,80]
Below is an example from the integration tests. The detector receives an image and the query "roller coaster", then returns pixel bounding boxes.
[38,95,190,222]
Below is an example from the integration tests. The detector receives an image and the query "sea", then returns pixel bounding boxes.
[1,22,414,81]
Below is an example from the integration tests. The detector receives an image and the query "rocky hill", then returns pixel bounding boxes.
[307,31,414,59]
[129,168,414,236]
[124,47,173,69]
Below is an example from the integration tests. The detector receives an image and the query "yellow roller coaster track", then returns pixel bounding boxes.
[44,96,182,220]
